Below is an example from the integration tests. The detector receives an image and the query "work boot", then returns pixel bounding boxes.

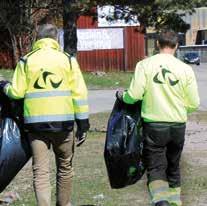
[155,200,171,206]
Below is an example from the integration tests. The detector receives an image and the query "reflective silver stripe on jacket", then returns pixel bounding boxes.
[73,99,88,106]
[24,114,75,123]
[25,90,71,99]
[75,113,89,120]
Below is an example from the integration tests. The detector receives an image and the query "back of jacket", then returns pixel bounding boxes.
[5,38,89,131]
[124,53,200,123]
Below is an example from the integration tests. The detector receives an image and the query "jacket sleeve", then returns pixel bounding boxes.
[123,61,147,104]
[184,68,200,113]
[4,59,27,99]
[70,57,90,132]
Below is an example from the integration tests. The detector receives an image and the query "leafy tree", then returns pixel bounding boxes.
[0,0,61,66]
[67,0,207,31]
[0,0,33,65]
[62,0,207,55]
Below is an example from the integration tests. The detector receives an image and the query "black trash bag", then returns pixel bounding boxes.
[0,92,31,193]
[104,99,145,189]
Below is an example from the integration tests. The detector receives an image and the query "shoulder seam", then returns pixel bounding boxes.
[63,52,72,70]
[20,48,41,73]
[19,57,27,73]
[26,48,41,58]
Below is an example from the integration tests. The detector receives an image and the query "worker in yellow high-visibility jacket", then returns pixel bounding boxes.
[0,24,89,206]
[117,30,200,206]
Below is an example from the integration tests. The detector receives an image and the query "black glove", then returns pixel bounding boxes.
[116,90,124,102]
[76,130,87,147]
[75,119,89,147]
[0,80,10,94]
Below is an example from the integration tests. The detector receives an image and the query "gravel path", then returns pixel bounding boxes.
[184,121,207,165]
[183,120,207,206]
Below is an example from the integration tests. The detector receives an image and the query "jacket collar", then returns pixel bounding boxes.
[32,38,60,51]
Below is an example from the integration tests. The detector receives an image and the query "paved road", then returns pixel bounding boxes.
[89,63,207,114]
[88,90,116,114]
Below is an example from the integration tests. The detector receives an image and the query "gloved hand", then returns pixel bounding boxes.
[116,90,124,102]
[76,130,87,147]
[0,80,10,94]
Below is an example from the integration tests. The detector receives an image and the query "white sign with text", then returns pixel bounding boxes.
[58,28,124,51]
[77,28,124,51]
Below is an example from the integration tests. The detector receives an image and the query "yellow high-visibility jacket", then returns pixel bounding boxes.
[5,38,89,131]
[123,53,200,123]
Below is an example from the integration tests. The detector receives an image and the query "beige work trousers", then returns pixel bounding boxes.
[29,131,74,206]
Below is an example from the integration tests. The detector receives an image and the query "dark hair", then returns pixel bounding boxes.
[36,24,58,40]
[158,30,178,49]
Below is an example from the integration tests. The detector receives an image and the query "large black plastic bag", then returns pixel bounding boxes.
[104,99,145,189]
[0,92,31,192]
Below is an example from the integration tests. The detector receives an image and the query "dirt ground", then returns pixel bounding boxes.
[184,120,207,165]
[182,119,207,206]
[0,113,206,206]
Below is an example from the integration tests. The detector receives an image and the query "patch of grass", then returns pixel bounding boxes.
[0,69,133,89]
[0,69,14,80]
[1,112,207,206]
[181,154,207,205]
[83,72,133,89]
[72,132,149,206]
[89,112,110,132]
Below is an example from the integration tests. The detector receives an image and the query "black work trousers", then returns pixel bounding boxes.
[143,122,186,188]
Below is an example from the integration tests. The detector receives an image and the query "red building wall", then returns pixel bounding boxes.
[77,15,145,72]
[0,15,145,71]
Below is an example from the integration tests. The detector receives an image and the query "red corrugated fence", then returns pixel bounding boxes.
[0,15,145,71]
[77,16,145,72]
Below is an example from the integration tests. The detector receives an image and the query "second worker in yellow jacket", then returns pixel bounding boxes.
[117,30,199,206]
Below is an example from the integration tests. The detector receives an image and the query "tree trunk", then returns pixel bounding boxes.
[8,29,19,67]
[63,0,78,56]
[18,36,23,58]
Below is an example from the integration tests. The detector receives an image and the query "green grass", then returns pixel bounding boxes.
[181,154,207,205]
[1,112,207,206]
[0,69,14,81]
[83,72,133,89]
[0,69,133,89]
